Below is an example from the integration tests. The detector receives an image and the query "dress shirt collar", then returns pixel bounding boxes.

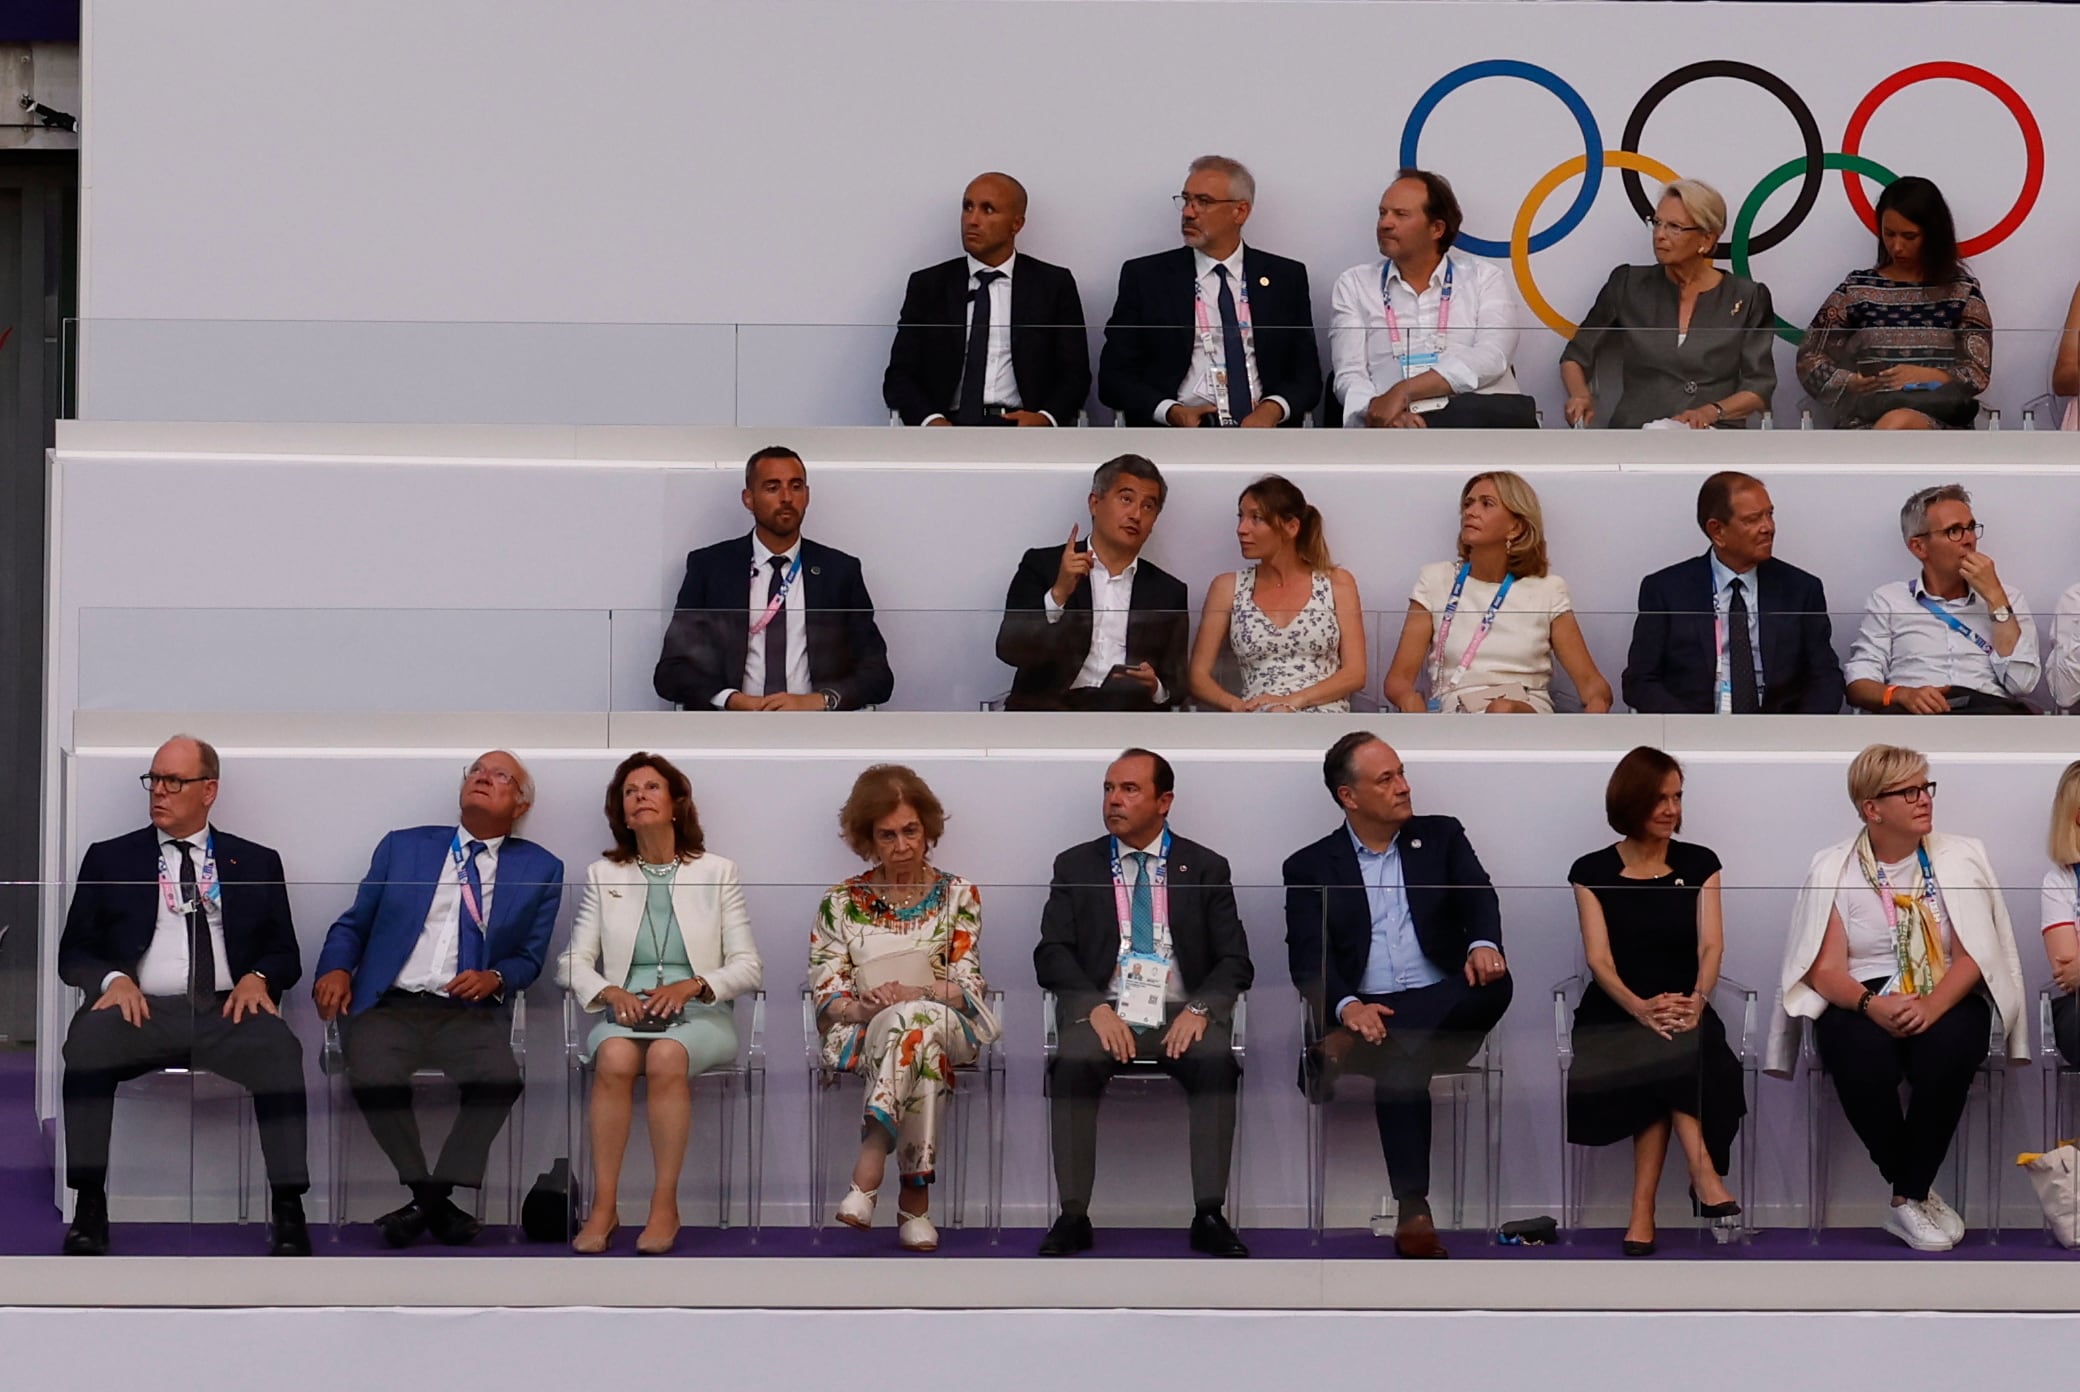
[157,823,213,853]
[1911,571,1972,607]
[751,532,803,571]
[1192,244,1248,284]
[1117,827,1167,860]
[1346,822,1401,862]
[1708,549,1757,594]
[453,823,507,855]
[1382,250,1451,295]
[1088,544,1140,585]
[966,251,1016,283]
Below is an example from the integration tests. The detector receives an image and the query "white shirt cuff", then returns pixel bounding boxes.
[712,688,738,709]
[1038,410,1057,427]
[1266,395,1290,422]
[920,413,947,426]
[101,971,126,992]
[1155,398,1181,424]
[1468,940,1499,956]
[1333,995,1357,1020]
[1043,592,1065,624]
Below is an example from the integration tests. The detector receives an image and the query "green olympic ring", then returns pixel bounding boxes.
[1731,152,1898,345]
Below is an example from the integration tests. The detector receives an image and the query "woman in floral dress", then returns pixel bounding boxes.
[811,765,996,1251]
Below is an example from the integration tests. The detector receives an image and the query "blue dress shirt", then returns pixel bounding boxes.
[1336,824,1500,1017]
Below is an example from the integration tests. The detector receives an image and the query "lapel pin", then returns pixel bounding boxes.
[1258,276,1270,288]
[1675,879,1687,886]
[1732,300,1744,314]
[810,565,822,576]
[1177,864,1189,874]
[1410,838,1423,850]
[606,888,623,898]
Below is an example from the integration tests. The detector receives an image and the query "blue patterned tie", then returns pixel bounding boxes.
[458,840,488,973]
[1214,264,1254,421]
[1128,851,1155,954]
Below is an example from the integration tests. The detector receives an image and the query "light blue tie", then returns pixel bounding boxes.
[1128,851,1156,954]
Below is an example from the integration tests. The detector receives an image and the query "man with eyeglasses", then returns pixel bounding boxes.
[311,750,563,1246]
[56,735,311,1255]
[1098,154,1320,428]
[1845,483,2041,715]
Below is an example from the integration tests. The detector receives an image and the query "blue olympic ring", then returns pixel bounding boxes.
[1400,60,1603,258]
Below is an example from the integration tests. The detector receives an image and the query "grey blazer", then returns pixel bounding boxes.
[1560,264,1777,429]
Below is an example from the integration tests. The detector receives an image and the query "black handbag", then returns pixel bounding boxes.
[521,1157,573,1243]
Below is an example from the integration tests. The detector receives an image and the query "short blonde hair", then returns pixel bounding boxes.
[1456,471,1549,579]
[1847,744,1928,810]
[1660,180,1728,242]
[2049,761,2080,866]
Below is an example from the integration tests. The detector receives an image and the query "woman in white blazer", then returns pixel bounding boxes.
[557,753,762,1255]
[1767,743,2027,1252]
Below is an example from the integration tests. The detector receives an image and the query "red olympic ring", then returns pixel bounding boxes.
[1840,62,2043,258]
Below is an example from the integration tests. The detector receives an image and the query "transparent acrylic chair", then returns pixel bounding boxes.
[563,989,766,1238]
[803,988,1006,1241]
[322,995,527,1234]
[1300,992,1501,1240]
[1040,990,1247,1223]
[1802,1007,2007,1243]
[1552,972,1760,1243]
[2041,986,2078,1143]
[112,1068,261,1223]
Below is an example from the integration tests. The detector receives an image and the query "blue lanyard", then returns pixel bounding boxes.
[1380,257,1454,352]
[1428,563,1515,706]
[449,831,487,931]
[1909,578,1997,659]
[748,551,804,638]
[1869,842,1939,926]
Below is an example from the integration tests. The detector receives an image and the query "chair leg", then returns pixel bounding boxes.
[1305,1094,1324,1243]
[574,1064,592,1228]
[747,1067,765,1243]
[985,1061,1003,1245]
[807,1069,828,1241]
[716,1072,736,1231]
[1806,1067,1827,1243]
[1986,1069,2006,1245]
[237,1091,254,1226]
[1484,1064,1503,1238]
[1449,1074,1469,1232]
[943,1084,967,1231]
[328,1070,348,1234]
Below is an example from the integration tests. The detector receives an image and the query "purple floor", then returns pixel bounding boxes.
[1,1050,2072,1260]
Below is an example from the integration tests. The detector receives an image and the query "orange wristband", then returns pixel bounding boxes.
[1882,684,1899,708]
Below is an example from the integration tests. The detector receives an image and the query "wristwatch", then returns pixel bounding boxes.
[1185,1000,1211,1018]
[819,689,840,711]
[1991,605,2014,623]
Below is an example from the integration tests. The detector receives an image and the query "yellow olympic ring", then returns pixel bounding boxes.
[1511,150,1682,336]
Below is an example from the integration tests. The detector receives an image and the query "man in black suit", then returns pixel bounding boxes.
[56,735,310,1256]
[883,171,1091,427]
[1623,471,1845,713]
[1098,154,1320,427]
[1034,749,1254,1258]
[653,446,895,710]
[1284,733,1511,1259]
[995,454,1188,711]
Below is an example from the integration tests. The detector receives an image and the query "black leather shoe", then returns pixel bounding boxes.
[1188,1210,1250,1258]
[270,1197,312,1256]
[1037,1212,1094,1256]
[63,1190,109,1256]
[375,1199,431,1248]
[1622,1237,1658,1257]
[427,1195,482,1246]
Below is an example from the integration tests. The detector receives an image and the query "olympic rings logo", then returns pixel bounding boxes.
[1401,59,2045,343]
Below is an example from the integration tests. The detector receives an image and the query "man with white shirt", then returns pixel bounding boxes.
[651,446,895,711]
[1845,483,2041,715]
[312,750,563,1246]
[57,735,310,1256]
[1329,169,1534,429]
[1098,155,1320,427]
[882,172,1092,427]
[995,454,1188,710]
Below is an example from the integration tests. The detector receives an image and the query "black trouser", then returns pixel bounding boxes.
[1346,974,1513,1201]
[2053,992,2080,1069]
[344,990,522,1192]
[1047,1008,1239,1212]
[62,994,310,1195]
[1813,986,1992,1202]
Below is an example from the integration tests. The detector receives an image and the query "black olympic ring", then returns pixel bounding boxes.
[1619,60,1824,261]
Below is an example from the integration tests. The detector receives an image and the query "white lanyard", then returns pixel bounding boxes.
[1427,563,1515,709]
[449,831,487,933]
[1191,268,1255,426]
[1381,257,1454,375]
[158,832,220,917]
[749,552,804,639]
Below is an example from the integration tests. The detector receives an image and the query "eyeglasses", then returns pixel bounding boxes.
[1643,215,1705,236]
[1874,781,1938,804]
[1914,521,1985,544]
[467,764,519,787]
[1173,194,1243,211]
[139,773,212,792]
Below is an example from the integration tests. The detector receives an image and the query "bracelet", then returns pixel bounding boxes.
[1882,684,1898,708]
[1856,988,1876,1015]
[1709,401,1727,420]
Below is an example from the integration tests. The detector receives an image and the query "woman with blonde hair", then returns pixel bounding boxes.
[2040,761,2080,1065]
[1189,475,1366,713]
[1383,471,1611,713]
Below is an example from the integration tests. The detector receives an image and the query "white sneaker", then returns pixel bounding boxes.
[835,1185,877,1230]
[1920,1192,1966,1244]
[1883,1198,1954,1251]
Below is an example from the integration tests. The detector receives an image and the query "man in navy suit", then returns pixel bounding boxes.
[883,172,1091,427]
[57,735,310,1256]
[1284,733,1512,1259]
[1098,155,1320,427]
[1623,471,1844,713]
[652,446,895,711]
[312,750,563,1246]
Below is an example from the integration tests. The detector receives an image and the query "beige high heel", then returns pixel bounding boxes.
[571,1222,617,1254]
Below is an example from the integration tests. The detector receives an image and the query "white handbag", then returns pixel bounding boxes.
[2019,1144,2080,1247]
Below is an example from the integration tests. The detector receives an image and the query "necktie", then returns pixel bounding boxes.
[175,839,217,1006]
[956,268,1004,425]
[1728,577,1760,714]
[762,554,790,697]
[1214,264,1254,421]
[457,840,488,973]
[1128,851,1156,955]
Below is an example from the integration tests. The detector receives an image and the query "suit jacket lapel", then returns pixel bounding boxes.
[723,533,756,675]
[408,827,449,934]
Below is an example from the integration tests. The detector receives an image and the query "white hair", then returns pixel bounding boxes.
[1188,154,1254,204]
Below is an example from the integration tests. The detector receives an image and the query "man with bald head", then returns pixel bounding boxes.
[883,171,1092,426]
[57,735,310,1255]
[1283,733,1511,1258]
[313,751,563,1246]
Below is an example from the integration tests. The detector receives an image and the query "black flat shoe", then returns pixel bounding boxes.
[427,1195,482,1246]
[1188,1210,1250,1258]
[1037,1212,1093,1257]
[63,1191,109,1256]
[1621,1238,1657,1257]
[375,1199,430,1248]
[269,1197,312,1256]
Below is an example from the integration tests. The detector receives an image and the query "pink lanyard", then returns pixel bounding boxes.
[1429,563,1515,695]
[1110,832,1171,951]
[1191,269,1255,425]
[157,833,219,915]
[1380,258,1455,354]
[450,833,486,932]
[748,552,803,639]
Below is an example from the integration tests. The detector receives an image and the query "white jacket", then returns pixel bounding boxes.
[1766,831,2029,1077]
[556,854,763,1010]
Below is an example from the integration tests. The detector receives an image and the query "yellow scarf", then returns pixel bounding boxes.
[1855,832,1948,997]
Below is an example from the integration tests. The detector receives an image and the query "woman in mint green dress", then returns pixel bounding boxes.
[558,753,762,1254]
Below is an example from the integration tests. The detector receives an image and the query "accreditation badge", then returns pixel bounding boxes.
[1116,951,1171,1030]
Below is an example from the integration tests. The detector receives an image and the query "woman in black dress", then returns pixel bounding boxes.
[1567,747,1745,1255]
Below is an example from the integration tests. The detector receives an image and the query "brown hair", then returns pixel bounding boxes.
[1696,471,1765,536]
[602,751,706,863]
[1240,475,1331,571]
[838,764,948,862]
[1456,471,1549,579]
[1606,746,1683,839]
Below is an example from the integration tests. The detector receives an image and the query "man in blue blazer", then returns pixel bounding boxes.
[57,735,310,1256]
[652,446,895,711]
[1098,155,1320,427]
[1284,733,1511,1259]
[313,750,563,1246]
[1623,472,1844,714]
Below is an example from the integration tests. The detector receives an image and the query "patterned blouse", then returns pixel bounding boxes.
[1796,268,1993,411]
[808,872,986,1071]
[1227,566,1349,712]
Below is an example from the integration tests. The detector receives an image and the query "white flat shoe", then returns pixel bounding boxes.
[898,1210,939,1252]
[1921,1192,1966,1244]
[835,1185,877,1230]
[1883,1199,1953,1252]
